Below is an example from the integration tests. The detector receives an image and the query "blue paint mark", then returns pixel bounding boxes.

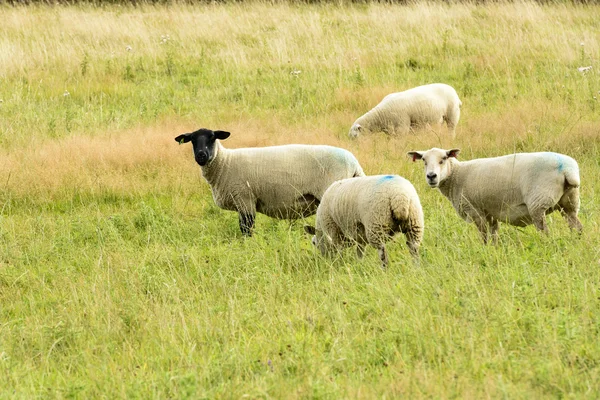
[378,175,395,184]
[541,152,565,173]
[555,154,564,173]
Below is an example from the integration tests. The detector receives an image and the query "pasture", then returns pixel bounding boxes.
[0,1,599,398]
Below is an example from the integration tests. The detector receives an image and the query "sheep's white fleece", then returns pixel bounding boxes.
[312,175,424,265]
[349,83,461,138]
[413,148,582,242]
[201,141,365,219]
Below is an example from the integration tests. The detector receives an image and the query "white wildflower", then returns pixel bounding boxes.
[63,90,70,97]
[290,70,302,76]
[580,42,584,46]
[126,45,132,52]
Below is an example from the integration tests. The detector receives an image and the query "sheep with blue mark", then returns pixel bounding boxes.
[175,128,365,236]
[304,175,424,268]
[407,148,583,243]
[349,83,462,139]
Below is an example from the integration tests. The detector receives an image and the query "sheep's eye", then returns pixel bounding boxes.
[439,160,444,165]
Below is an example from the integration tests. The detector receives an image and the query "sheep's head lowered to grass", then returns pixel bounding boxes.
[175,128,231,166]
[407,148,460,188]
[303,224,332,256]
[348,123,364,138]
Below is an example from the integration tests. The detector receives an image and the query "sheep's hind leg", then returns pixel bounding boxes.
[489,218,500,244]
[356,243,366,259]
[445,105,460,139]
[366,228,388,269]
[377,245,389,270]
[562,210,583,232]
[447,123,456,140]
[559,187,583,232]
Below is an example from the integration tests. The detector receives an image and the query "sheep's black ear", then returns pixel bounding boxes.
[407,151,424,162]
[214,130,231,140]
[447,149,460,158]
[304,225,316,235]
[175,133,192,144]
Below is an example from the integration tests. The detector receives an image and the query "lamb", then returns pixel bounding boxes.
[349,83,462,139]
[175,128,365,236]
[303,175,424,268]
[407,148,583,243]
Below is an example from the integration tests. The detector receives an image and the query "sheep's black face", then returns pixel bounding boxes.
[175,128,231,166]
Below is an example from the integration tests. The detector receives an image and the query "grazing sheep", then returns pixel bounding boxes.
[304,175,424,268]
[349,83,462,139]
[407,148,582,243]
[175,128,365,236]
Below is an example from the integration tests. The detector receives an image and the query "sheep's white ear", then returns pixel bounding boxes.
[214,130,231,140]
[175,133,192,144]
[304,225,316,235]
[447,149,460,158]
[407,151,424,162]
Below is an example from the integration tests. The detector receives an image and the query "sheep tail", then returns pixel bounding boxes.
[564,168,580,188]
[391,194,424,245]
[390,193,410,222]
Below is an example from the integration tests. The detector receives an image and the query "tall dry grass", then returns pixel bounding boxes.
[1,2,599,398]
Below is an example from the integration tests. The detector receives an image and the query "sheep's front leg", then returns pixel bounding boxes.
[238,212,255,237]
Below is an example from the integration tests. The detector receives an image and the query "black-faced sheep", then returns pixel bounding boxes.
[175,128,365,236]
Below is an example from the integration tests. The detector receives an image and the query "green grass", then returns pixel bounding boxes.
[0,2,599,398]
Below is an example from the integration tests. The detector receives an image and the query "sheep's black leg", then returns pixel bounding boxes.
[239,212,255,237]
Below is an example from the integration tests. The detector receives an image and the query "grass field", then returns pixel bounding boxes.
[1,1,599,398]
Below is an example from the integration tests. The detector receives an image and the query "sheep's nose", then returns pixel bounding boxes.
[426,172,437,180]
[196,152,208,165]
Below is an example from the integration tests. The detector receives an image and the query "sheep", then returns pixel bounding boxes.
[175,128,365,236]
[407,148,583,243]
[303,175,424,268]
[349,83,462,139]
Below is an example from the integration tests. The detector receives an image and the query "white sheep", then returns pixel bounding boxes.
[304,175,424,268]
[407,148,583,243]
[175,128,365,236]
[349,83,462,139]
